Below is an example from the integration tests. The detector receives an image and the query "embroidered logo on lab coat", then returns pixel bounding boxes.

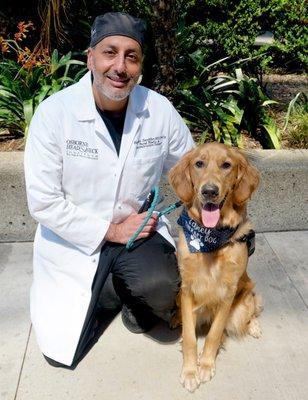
[66,139,99,159]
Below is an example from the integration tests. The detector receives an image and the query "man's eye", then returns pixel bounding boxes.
[127,54,137,61]
[195,160,204,168]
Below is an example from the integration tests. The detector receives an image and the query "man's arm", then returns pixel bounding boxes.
[24,102,111,255]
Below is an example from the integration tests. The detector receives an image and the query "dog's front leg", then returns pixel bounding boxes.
[180,289,199,392]
[198,297,233,383]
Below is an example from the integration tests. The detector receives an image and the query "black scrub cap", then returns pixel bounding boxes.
[90,12,147,49]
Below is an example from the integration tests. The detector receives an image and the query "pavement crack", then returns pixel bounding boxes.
[13,323,32,400]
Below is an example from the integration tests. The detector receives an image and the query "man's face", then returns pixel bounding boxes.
[87,35,143,102]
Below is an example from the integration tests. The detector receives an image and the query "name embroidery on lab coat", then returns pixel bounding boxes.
[134,135,166,149]
[66,139,99,159]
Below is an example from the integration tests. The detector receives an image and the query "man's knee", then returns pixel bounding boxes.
[127,264,180,311]
[144,274,180,311]
[113,233,180,315]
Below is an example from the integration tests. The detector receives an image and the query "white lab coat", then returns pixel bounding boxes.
[24,71,195,365]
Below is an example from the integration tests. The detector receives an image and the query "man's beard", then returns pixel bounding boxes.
[94,72,139,102]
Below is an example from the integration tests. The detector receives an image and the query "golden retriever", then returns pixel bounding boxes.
[168,142,262,392]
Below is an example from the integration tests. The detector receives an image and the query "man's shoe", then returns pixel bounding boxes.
[121,304,154,334]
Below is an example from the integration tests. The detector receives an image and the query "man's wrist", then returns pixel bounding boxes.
[105,223,118,242]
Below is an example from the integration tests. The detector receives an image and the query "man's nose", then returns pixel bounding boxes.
[113,55,126,73]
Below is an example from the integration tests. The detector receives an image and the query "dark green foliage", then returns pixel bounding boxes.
[0,51,86,137]
[1,0,302,148]
[283,92,308,148]
[269,0,307,70]
[234,69,280,148]
[176,0,307,73]
[176,56,281,148]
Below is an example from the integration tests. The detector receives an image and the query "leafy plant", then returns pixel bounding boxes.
[0,22,86,137]
[0,51,86,137]
[233,68,280,149]
[176,55,281,149]
[176,53,240,146]
[283,92,308,149]
[178,76,244,147]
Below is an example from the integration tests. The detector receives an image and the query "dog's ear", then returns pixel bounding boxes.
[168,149,195,204]
[233,153,260,206]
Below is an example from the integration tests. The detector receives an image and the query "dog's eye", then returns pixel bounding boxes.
[221,161,231,169]
[195,160,204,168]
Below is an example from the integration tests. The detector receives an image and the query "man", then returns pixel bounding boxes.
[24,12,195,369]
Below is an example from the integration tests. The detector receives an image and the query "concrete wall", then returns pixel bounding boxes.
[0,152,34,242]
[161,149,308,236]
[1,150,307,242]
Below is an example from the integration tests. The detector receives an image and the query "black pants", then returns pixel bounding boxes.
[44,232,179,369]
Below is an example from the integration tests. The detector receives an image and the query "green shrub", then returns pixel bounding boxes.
[283,92,308,148]
[0,21,87,137]
[176,0,307,73]
[268,0,307,69]
[176,56,281,148]
[0,49,86,137]
[0,50,85,136]
[233,68,281,149]
[176,55,244,147]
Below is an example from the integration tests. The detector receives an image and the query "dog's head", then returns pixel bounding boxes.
[168,142,260,228]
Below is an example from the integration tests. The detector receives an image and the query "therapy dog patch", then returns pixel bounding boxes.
[177,209,237,253]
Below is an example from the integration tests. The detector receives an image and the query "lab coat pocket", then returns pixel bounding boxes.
[127,154,164,200]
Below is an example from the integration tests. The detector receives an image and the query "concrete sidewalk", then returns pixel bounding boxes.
[1,231,307,400]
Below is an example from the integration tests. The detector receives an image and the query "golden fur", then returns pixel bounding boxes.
[168,142,262,392]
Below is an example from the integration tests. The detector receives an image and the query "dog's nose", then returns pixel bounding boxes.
[201,184,219,198]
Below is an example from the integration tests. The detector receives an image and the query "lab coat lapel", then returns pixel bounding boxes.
[118,109,141,167]
[94,114,117,152]
[118,86,149,170]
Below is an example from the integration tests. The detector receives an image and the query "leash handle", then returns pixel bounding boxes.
[126,187,182,250]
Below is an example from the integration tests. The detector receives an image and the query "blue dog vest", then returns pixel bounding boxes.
[177,209,237,253]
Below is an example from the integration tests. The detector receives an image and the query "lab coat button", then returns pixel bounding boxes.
[92,258,96,263]
[118,205,122,210]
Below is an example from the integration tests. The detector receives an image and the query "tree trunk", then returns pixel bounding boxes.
[148,0,177,101]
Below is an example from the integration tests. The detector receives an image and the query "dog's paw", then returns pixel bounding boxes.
[248,318,262,338]
[198,362,216,383]
[180,368,200,392]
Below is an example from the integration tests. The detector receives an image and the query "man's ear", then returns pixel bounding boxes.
[233,156,260,206]
[168,149,195,204]
[87,48,93,70]
[137,75,143,84]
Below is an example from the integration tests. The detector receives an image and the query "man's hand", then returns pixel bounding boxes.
[105,212,158,244]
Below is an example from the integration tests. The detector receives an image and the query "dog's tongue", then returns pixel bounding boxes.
[202,203,220,228]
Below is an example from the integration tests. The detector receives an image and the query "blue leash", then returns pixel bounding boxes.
[126,186,182,249]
